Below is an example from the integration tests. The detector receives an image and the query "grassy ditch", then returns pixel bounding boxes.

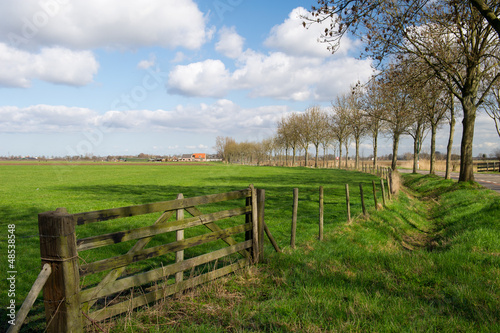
[108,174,500,332]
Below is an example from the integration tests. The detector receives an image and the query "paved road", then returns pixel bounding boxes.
[398,169,500,193]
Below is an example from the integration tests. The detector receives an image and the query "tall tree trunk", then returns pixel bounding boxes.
[345,141,349,168]
[413,135,419,174]
[430,123,437,175]
[355,137,360,170]
[292,146,296,166]
[445,98,455,180]
[391,133,400,171]
[338,140,343,169]
[304,145,309,167]
[323,145,327,168]
[373,131,378,169]
[315,144,320,168]
[459,96,476,182]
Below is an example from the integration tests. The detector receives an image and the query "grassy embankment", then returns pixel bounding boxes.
[110,174,500,332]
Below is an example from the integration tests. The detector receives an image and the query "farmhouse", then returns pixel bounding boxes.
[179,153,206,162]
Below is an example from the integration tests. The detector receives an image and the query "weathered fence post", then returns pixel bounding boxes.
[359,183,367,216]
[257,189,265,262]
[319,186,324,241]
[176,193,184,285]
[250,185,259,263]
[38,208,82,333]
[380,179,387,206]
[372,180,378,210]
[345,184,351,222]
[387,174,392,200]
[291,188,298,249]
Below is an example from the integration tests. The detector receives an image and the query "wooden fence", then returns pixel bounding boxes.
[477,161,500,172]
[38,185,266,333]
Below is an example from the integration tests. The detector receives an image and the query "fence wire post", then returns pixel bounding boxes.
[380,179,387,206]
[345,184,351,222]
[372,180,379,210]
[175,193,184,286]
[359,183,367,216]
[38,208,82,333]
[257,189,265,262]
[291,188,298,249]
[319,186,324,241]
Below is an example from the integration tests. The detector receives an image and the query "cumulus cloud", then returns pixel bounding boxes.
[0,43,98,87]
[0,100,292,139]
[215,26,245,59]
[167,7,373,101]
[0,0,210,50]
[167,60,231,98]
[0,105,97,132]
[264,7,358,58]
[167,49,373,101]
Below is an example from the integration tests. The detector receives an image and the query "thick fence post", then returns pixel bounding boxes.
[372,180,379,210]
[176,193,184,285]
[359,183,367,216]
[387,174,392,200]
[38,208,82,333]
[257,189,265,262]
[345,184,351,222]
[291,188,298,249]
[319,186,324,241]
[250,185,259,263]
[380,179,387,206]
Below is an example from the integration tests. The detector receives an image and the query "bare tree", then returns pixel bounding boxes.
[331,94,352,168]
[307,0,500,181]
[362,79,385,169]
[347,84,369,169]
[306,106,330,168]
[484,80,500,138]
[378,65,416,170]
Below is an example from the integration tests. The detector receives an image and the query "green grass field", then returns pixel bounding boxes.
[1,162,499,332]
[0,162,382,332]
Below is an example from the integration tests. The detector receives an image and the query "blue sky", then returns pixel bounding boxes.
[0,0,498,158]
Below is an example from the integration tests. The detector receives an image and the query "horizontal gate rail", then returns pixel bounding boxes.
[73,189,251,225]
[77,206,251,251]
[80,240,252,303]
[88,258,249,322]
[79,223,252,276]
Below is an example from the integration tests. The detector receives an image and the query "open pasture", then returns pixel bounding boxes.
[0,162,380,330]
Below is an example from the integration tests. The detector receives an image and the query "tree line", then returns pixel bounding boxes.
[303,0,500,182]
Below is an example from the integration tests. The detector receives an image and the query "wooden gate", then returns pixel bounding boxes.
[38,185,264,332]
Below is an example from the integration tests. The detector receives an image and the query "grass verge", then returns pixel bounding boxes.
[106,173,500,332]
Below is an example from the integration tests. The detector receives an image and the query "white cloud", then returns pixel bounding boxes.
[0,100,291,140]
[215,26,245,59]
[137,54,156,69]
[0,105,97,132]
[0,43,98,87]
[167,50,373,101]
[264,7,357,58]
[167,7,373,101]
[167,60,231,97]
[1,0,210,50]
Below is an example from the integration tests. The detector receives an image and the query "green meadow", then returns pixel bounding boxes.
[0,162,499,332]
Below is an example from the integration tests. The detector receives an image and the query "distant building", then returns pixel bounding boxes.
[180,154,194,161]
[207,154,222,162]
